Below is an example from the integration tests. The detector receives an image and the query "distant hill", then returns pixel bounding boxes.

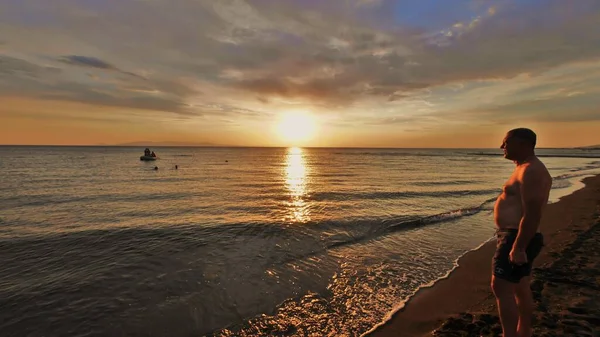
[575,144,600,150]
[114,141,225,147]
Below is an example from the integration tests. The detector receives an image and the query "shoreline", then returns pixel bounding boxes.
[360,236,497,337]
[365,174,600,337]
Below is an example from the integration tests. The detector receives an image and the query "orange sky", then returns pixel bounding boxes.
[3,95,599,148]
[1,0,599,148]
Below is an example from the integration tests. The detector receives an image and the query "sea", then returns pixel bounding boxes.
[1,146,599,337]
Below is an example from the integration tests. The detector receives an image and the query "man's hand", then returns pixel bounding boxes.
[509,248,528,265]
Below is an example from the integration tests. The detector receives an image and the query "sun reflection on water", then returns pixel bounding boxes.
[284,147,310,223]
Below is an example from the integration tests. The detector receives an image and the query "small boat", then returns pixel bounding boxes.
[141,148,158,161]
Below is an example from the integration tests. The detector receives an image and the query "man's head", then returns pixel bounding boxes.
[500,128,536,161]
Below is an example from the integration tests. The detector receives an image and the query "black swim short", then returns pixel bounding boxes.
[492,229,544,283]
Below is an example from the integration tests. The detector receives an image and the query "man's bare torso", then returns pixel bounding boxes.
[494,157,552,230]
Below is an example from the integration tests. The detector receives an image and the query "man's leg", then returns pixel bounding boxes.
[515,276,534,337]
[491,275,518,337]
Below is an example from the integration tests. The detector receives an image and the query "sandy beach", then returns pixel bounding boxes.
[367,174,600,337]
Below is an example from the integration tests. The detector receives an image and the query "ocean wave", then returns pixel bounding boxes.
[330,151,461,157]
[410,179,479,186]
[305,188,500,202]
[568,163,600,172]
[554,171,600,183]
[204,199,499,337]
[0,191,211,210]
[551,179,572,189]
[385,196,497,231]
[0,182,501,337]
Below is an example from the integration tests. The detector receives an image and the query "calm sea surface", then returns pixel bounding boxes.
[1,146,599,337]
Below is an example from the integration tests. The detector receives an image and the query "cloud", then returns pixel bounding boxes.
[59,55,115,70]
[215,0,600,105]
[421,59,600,125]
[472,92,600,123]
[39,84,192,115]
[0,55,61,78]
[0,0,599,134]
[0,55,196,115]
[58,54,146,80]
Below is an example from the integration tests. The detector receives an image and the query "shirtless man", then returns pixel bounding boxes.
[492,128,552,337]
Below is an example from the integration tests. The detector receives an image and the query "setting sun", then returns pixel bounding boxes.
[274,111,317,145]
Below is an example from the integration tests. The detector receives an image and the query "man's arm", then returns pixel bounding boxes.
[514,166,546,251]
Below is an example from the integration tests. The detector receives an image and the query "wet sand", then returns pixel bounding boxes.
[367,174,600,337]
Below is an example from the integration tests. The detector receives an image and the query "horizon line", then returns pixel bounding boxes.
[0,144,593,150]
